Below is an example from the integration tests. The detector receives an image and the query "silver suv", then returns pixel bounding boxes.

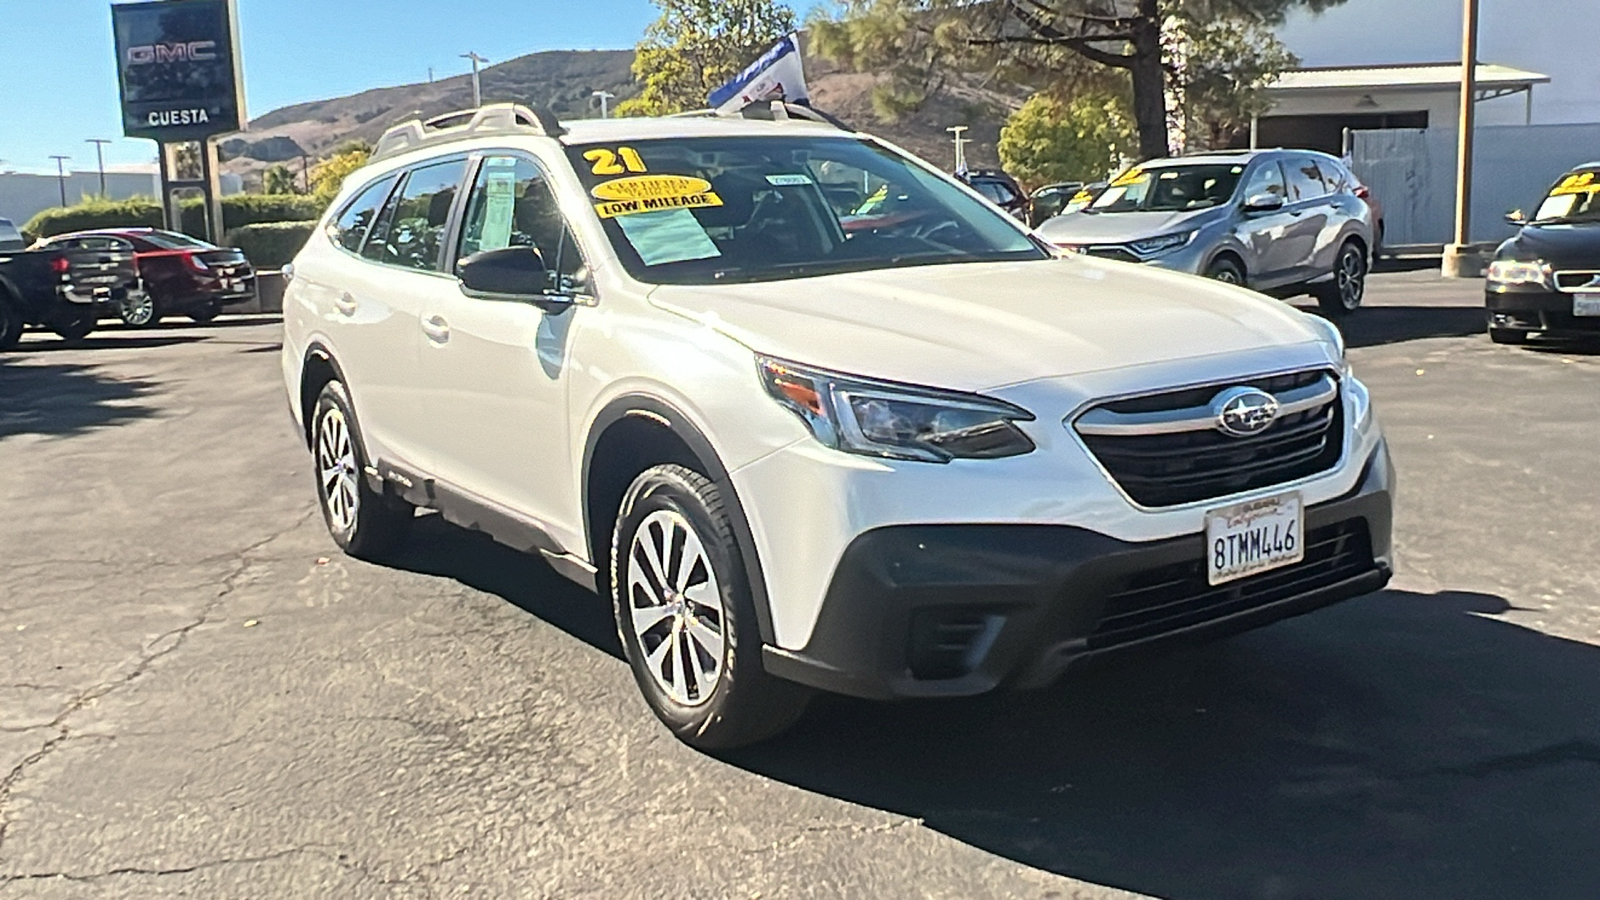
[1035,150,1375,316]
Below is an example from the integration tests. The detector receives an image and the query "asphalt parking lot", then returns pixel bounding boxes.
[2,269,1598,899]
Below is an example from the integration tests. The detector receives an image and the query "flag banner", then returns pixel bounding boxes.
[709,33,809,114]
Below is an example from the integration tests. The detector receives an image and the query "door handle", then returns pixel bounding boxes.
[422,315,450,343]
[334,293,358,315]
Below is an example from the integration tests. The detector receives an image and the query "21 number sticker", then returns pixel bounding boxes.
[584,147,648,176]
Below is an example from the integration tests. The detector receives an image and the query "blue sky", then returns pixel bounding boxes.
[0,0,661,172]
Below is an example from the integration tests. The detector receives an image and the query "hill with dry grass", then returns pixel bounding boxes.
[225,47,1023,188]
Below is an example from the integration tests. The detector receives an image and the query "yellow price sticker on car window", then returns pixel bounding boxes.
[1111,168,1148,188]
[583,147,649,176]
[1552,171,1598,196]
[591,174,723,218]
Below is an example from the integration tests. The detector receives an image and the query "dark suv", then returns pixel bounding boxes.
[957,169,1029,220]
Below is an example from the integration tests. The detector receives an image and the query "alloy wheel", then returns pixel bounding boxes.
[120,291,156,327]
[1337,249,1366,309]
[316,407,361,534]
[626,509,726,707]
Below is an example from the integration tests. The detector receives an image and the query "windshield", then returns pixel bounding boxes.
[565,136,1045,285]
[142,231,216,250]
[1089,164,1246,213]
[1533,170,1600,224]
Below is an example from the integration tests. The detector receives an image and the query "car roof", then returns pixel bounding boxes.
[566,116,853,145]
[1142,148,1336,168]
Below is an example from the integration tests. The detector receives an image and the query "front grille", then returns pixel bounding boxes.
[1085,246,1141,264]
[1554,270,1600,292]
[1076,370,1344,507]
[1087,520,1373,650]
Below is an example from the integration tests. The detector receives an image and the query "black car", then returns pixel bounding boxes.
[0,241,139,349]
[1487,162,1600,344]
[957,169,1029,220]
[1026,181,1084,227]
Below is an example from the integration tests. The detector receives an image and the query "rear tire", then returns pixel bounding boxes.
[611,465,810,750]
[1205,256,1245,286]
[0,293,22,351]
[52,314,94,343]
[311,381,413,560]
[1315,241,1368,316]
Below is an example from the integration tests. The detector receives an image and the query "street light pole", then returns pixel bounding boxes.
[592,90,616,119]
[49,156,71,207]
[1443,0,1481,277]
[461,52,488,108]
[86,139,111,197]
[947,126,971,174]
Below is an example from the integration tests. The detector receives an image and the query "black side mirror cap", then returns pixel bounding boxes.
[458,247,572,312]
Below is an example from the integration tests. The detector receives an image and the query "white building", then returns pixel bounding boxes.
[0,165,160,230]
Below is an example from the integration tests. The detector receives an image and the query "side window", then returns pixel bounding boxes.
[378,159,469,272]
[1287,157,1330,203]
[455,155,586,290]
[328,175,396,254]
[1242,162,1287,201]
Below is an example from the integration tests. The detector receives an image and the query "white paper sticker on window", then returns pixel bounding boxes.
[615,209,721,266]
[766,174,813,187]
[478,170,518,252]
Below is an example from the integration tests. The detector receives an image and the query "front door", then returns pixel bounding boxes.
[417,153,589,535]
[1235,160,1300,289]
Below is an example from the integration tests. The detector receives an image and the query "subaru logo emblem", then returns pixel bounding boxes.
[1213,387,1280,438]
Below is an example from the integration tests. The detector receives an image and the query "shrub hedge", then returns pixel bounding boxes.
[223,221,317,269]
[23,194,328,243]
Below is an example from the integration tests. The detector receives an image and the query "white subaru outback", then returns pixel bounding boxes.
[282,104,1393,749]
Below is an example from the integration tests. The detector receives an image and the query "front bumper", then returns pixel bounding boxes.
[1487,287,1600,336]
[762,441,1393,700]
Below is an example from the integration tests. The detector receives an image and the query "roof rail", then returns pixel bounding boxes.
[372,103,567,162]
[668,101,849,131]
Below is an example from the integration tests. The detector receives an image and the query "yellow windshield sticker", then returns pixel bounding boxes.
[1553,171,1598,196]
[584,147,648,176]
[596,192,724,218]
[1111,168,1148,188]
[593,175,723,218]
[1070,190,1092,204]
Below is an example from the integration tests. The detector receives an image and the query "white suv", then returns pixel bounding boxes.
[283,104,1394,749]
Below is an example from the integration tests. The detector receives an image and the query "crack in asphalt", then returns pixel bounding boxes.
[0,847,309,888]
[0,507,319,861]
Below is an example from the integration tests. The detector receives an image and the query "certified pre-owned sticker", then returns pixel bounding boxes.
[593,175,723,218]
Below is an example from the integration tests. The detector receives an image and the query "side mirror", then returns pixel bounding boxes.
[1504,209,1528,226]
[458,247,571,312]
[1243,193,1286,213]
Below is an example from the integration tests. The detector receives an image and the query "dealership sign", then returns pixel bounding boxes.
[112,0,246,142]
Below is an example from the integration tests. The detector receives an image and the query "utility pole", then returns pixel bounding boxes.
[49,156,71,207]
[947,126,971,174]
[86,139,112,197]
[461,52,488,108]
[300,154,311,194]
[1443,0,1481,277]
[592,90,616,119]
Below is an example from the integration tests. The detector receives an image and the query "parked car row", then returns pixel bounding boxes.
[0,227,257,348]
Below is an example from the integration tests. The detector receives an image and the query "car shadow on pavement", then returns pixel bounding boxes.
[1296,306,1489,350]
[9,333,208,353]
[0,358,159,439]
[726,589,1600,900]
[391,514,623,659]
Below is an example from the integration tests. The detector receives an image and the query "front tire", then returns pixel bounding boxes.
[311,381,413,560]
[1316,241,1368,316]
[611,465,810,750]
[0,293,22,351]
[1205,256,1245,286]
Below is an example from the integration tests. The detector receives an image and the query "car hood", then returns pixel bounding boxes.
[649,258,1326,391]
[1497,222,1600,269]
[1034,208,1217,245]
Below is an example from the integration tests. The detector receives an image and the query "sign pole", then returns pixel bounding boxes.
[1442,0,1481,278]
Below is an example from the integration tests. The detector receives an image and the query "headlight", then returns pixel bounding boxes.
[1486,259,1552,288]
[758,357,1036,463]
[1129,230,1196,259]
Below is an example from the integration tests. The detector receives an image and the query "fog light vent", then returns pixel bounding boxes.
[907,609,1005,680]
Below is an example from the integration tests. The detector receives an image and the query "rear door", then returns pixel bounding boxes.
[1279,157,1335,282]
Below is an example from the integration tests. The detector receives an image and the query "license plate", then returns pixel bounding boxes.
[1205,492,1304,586]
[1574,293,1600,317]
[78,275,120,284]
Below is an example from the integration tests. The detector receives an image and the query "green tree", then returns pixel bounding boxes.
[262,164,299,195]
[998,91,1135,189]
[309,146,372,204]
[811,0,1343,160]
[1169,17,1297,150]
[618,0,798,117]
